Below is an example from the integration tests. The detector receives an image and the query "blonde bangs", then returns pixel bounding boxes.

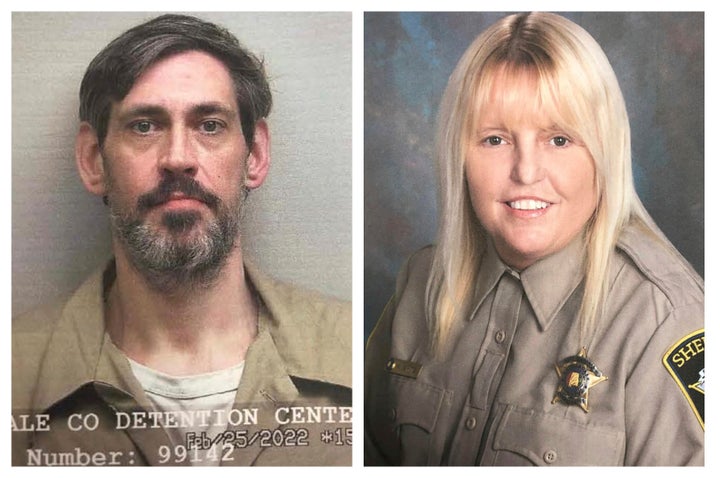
[474,56,602,141]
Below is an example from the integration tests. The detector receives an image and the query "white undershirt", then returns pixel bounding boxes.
[128,359,244,466]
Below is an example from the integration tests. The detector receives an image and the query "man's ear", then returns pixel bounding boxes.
[244,120,270,190]
[75,122,107,196]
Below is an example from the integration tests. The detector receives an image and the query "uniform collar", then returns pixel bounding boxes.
[519,234,585,330]
[473,234,585,331]
[32,259,350,412]
[471,241,510,311]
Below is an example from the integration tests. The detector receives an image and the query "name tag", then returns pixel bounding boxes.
[385,358,422,379]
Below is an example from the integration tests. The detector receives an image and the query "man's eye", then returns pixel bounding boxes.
[131,121,154,134]
[201,120,222,133]
[551,136,570,147]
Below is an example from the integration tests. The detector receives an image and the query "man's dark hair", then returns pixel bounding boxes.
[79,14,272,147]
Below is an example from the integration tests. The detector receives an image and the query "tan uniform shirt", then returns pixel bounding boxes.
[13,261,352,466]
[365,224,703,465]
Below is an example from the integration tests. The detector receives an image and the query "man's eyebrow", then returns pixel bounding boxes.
[116,104,169,122]
[190,102,237,118]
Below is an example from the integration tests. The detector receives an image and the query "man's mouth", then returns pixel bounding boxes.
[161,196,205,208]
[137,176,220,213]
[506,199,550,211]
[164,192,203,203]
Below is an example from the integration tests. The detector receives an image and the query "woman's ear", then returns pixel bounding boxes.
[75,122,107,196]
[244,120,270,190]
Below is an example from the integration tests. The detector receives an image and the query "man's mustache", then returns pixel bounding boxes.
[136,175,220,213]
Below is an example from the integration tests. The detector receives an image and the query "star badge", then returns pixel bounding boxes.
[552,347,608,413]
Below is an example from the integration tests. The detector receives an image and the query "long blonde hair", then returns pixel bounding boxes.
[426,12,672,355]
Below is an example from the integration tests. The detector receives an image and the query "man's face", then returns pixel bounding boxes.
[101,50,249,289]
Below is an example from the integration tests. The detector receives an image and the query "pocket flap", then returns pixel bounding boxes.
[494,406,623,466]
[390,376,445,433]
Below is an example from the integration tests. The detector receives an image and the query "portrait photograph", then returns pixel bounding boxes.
[12,11,351,466]
[364,11,704,466]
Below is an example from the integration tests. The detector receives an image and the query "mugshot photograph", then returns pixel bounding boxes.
[12,12,351,466]
[364,12,703,466]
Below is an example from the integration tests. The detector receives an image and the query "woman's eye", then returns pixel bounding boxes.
[484,135,505,146]
[551,136,569,147]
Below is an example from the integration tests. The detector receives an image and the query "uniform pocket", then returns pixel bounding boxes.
[390,376,444,431]
[492,405,624,466]
[388,375,446,465]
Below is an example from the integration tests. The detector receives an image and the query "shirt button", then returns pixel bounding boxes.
[543,450,557,464]
[388,408,397,421]
[495,330,506,343]
[465,416,477,430]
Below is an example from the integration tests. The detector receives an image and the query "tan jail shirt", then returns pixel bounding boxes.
[365,223,703,465]
[13,261,352,466]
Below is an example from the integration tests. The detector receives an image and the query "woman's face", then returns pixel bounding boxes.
[465,70,597,270]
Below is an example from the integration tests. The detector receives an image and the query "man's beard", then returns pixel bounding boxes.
[107,172,244,294]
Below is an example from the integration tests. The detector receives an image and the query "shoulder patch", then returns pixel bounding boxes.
[663,329,704,430]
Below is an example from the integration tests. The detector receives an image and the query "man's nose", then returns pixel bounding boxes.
[158,126,198,176]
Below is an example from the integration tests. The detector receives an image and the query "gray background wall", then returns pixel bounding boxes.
[364,12,704,339]
[12,12,352,315]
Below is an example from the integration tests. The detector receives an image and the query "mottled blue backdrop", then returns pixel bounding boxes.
[364,12,704,340]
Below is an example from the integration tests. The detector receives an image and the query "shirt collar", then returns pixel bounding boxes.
[519,234,586,330]
[244,260,352,389]
[32,265,109,412]
[32,259,350,412]
[472,234,585,331]
[471,241,512,313]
